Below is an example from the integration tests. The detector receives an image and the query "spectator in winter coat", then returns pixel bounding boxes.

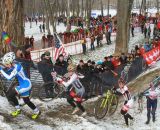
[16,49,36,79]
[54,54,68,76]
[111,56,121,68]
[102,56,114,71]
[76,60,85,75]
[81,36,87,54]
[83,60,94,97]
[24,42,33,78]
[144,40,152,52]
[37,51,54,82]
[90,35,95,50]
[119,53,127,64]
[42,34,47,49]
[37,52,54,97]
[131,24,134,37]
[30,36,34,49]
[39,24,42,33]
[42,23,45,33]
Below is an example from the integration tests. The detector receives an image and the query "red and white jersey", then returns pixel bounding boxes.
[117,85,131,101]
[117,85,133,111]
[62,73,85,97]
[144,87,160,100]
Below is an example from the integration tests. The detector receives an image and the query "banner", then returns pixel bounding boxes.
[143,46,160,66]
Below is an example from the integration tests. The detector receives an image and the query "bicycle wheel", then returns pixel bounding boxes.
[107,95,118,116]
[38,82,60,102]
[94,97,108,119]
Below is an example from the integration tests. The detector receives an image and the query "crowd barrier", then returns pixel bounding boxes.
[100,57,146,89]
[31,34,116,62]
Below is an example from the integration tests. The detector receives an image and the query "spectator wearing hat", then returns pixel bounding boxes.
[77,60,86,75]
[102,56,114,71]
[55,54,68,76]
[119,53,127,64]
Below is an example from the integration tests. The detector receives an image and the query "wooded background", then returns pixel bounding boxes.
[0,0,159,53]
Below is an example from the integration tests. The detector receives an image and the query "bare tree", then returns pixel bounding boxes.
[0,0,24,52]
[107,0,110,16]
[115,0,134,54]
[66,0,71,32]
[156,0,159,13]
[100,0,104,16]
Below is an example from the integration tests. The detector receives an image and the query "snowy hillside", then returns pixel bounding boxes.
[0,62,159,130]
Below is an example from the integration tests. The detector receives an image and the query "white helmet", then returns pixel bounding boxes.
[2,52,16,65]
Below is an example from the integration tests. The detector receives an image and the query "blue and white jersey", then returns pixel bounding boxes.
[0,63,31,89]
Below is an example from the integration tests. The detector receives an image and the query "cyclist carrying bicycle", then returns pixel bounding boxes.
[113,78,134,126]
[0,52,40,119]
[55,64,86,116]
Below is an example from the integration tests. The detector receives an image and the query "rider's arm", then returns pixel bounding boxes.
[0,67,17,80]
[62,73,77,87]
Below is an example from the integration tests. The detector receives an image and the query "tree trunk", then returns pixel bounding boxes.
[44,0,56,33]
[107,0,110,16]
[115,0,133,54]
[66,0,70,32]
[100,0,104,16]
[0,0,24,52]
[157,0,159,13]
[81,0,84,17]
[86,0,91,29]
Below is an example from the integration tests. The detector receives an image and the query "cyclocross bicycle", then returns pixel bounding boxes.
[94,89,118,119]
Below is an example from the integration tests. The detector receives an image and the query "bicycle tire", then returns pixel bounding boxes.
[107,95,118,116]
[94,97,108,119]
[38,82,60,102]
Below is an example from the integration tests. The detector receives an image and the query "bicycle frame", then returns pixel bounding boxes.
[100,90,112,108]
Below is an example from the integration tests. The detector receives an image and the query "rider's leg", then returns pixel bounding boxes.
[7,88,20,109]
[76,101,85,112]
[67,96,76,108]
[146,98,152,124]
[151,99,157,122]
[23,97,38,111]
[121,109,129,126]
[7,88,21,116]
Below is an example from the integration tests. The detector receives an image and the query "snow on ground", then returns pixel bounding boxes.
[0,60,160,130]
[25,22,78,42]
[0,60,159,130]
[4,8,159,130]
[72,28,144,63]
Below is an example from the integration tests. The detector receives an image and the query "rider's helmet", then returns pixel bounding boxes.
[2,52,15,65]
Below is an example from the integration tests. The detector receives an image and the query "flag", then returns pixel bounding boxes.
[1,31,17,48]
[54,33,67,60]
[2,31,11,44]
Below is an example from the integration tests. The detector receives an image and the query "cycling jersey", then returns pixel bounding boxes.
[62,73,85,98]
[0,63,31,97]
[143,87,160,100]
[117,85,133,112]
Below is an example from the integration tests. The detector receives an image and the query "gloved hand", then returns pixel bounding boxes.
[56,77,63,83]
[111,87,117,93]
